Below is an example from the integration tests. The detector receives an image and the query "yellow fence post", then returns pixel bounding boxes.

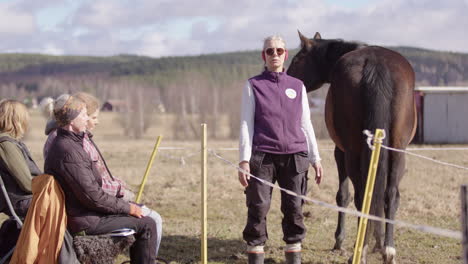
[201,124,208,264]
[135,135,162,204]
[352,129,385,264]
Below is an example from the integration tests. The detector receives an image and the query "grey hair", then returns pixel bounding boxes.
[54,94,71,113]
[263,35,286,50]
[39,97,54,118]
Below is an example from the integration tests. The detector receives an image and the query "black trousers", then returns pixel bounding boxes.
[243,151,309,246]
[87,215,157,264]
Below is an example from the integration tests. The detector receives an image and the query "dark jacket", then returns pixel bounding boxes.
[44,128,130,234]
[0,135,41,217]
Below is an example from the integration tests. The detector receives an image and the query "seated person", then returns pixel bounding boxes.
[74,92,163,256]
[0,99,79,263]
[44,95,158,264]
[0,99,41,217]
[0,100,41,257]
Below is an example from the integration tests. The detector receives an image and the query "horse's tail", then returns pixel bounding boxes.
[360,53,393,222]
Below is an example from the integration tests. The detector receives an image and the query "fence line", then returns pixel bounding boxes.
[158,146,468,152]
[361,131,468,171]
[159,150,201,165]
[208,149,462,240]
[159,146,468,171]
[381,145,468,171]
[152,141,465,239]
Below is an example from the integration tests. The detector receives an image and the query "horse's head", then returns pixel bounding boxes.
[288,31,367,92]
[287,31,329,92]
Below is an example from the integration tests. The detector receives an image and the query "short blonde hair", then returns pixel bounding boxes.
[263,35,286,50]
[74,92,100,115]
[0,100,30,139]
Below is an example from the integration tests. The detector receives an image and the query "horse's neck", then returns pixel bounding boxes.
[322,41,364,82]
[331,41,363,59]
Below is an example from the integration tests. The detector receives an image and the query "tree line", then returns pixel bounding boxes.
[0,46,467,139]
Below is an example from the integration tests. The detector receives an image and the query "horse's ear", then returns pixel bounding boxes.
[314,32,322,40]
[298,30,312,50]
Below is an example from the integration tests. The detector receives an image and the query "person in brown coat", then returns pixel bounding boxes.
[44,95,158,264]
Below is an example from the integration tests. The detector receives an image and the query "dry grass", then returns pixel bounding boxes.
[1,110,467,263]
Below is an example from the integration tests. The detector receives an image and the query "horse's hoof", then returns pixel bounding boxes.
[372,243,383,254]
[347,245,368,264]
[347,256,366,264]
[382,246,396,264]
[333,240,344,251]
[331,247,347,256]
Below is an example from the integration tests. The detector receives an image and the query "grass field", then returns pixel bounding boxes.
[1,110,467,263]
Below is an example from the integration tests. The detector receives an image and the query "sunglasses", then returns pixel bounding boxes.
[265,47,286,56]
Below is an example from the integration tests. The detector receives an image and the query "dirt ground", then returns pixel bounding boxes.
[1,110,467,263]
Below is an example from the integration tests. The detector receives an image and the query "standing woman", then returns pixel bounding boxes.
[0,100,41,217]
[238,35,324,264]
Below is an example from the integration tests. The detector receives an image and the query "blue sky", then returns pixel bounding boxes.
[0,0,466,57]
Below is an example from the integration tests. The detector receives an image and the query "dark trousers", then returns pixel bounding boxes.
[243,151,309,246]
[87,215,157,264]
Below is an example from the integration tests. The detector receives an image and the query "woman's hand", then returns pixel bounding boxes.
[123,189,136,202]
[238,161,250,187]
[129,203,143,218]
[312,161,324,185]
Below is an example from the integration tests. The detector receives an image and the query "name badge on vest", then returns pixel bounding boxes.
[285,88,297,99]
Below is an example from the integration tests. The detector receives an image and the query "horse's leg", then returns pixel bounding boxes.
[369,150,386,254]
[372,205,384,253]
[333,147,351,251]
[345,153,368,264]
[383,151,405,264]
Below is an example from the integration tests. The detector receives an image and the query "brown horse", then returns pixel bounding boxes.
[287,32,417,264]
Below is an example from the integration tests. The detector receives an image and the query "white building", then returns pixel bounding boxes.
[414,87,468,144]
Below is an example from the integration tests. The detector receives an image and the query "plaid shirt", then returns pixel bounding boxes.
[82,133,126,198]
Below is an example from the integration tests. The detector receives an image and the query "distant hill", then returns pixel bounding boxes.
[1,46,466,140]
[0,46,467,86]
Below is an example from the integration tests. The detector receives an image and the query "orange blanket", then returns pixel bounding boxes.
[10,174,67,264]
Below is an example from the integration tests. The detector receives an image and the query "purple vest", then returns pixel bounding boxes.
[250,70,307,154]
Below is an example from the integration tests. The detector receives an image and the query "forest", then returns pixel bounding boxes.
[1,46,467,139]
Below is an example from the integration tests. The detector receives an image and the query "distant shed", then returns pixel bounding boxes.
[413,86,468,144]
[101,99,127,112]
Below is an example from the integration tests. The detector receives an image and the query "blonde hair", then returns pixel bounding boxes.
[263,35,286,50]
[0,100,30,139]
[74,92,100,115]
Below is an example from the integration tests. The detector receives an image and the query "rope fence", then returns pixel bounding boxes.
[151,129,466,263]
[208,149,462,240]
[157,144,468,171]
[152,138,466,240]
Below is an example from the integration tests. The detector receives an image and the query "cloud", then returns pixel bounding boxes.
[0,0,467,56]
[0,3,36,35]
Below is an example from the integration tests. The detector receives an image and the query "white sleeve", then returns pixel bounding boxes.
[300,85,321,164]
[239,81,255,163]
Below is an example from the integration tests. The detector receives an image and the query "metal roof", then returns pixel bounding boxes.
[415,86,468,93]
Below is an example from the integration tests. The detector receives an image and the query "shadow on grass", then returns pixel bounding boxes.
[157,236,348,263]
[158,235,246,263]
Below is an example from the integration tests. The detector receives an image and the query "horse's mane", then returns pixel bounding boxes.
[310,38,367,76]
[317,38,367,58]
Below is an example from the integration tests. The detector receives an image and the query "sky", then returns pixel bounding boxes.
[0,0,467,57]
